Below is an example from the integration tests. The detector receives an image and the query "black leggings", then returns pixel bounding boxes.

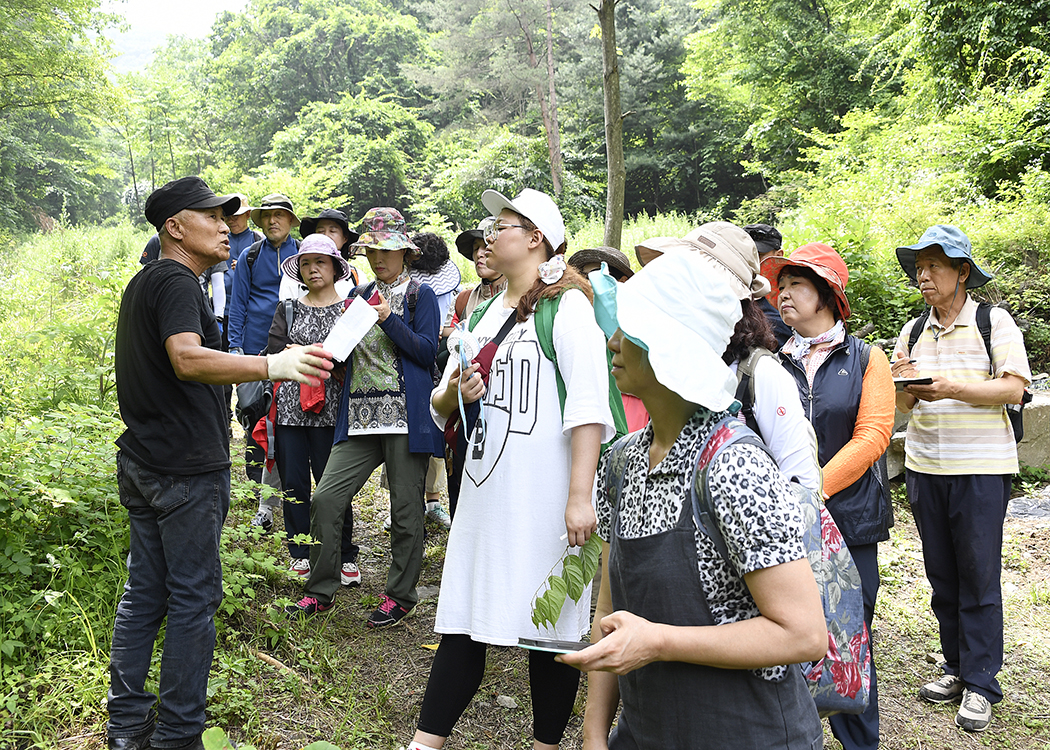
[417,633,581,745]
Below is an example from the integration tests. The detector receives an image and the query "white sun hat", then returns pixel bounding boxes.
[616,250,743,411]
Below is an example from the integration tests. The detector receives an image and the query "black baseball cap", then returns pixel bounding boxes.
[743,223,783,256]
[144,177,241,232]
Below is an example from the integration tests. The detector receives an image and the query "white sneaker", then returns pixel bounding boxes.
[289,558,310,578]
[382,514,391,532]
[956,689,992,732]
[919,673,964,704]
[250,508,273,533]
[340,562,361,587]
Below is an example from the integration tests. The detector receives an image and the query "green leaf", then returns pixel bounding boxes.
[547,574,567,603]
[562,555,586,602]
[581,533,602,578]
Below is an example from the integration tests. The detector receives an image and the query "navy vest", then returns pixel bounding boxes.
[780,336,892,546]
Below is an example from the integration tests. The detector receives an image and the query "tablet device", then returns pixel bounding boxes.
[894,376,933,389]
[517,637,590,654]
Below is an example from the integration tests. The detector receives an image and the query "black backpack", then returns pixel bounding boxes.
[906,302,1031,441]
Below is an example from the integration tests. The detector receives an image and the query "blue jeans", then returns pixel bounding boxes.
[108,452,230,746]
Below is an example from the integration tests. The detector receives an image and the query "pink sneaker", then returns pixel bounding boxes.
[366,594,415,628]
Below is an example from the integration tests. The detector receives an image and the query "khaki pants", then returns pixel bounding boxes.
[305,434,429,608]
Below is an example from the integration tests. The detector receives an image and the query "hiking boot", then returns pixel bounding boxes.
[285,596,334,616]
[107,723,154,750]
[289,558,310,578]
[250,509,273,533]
[919,674,964,704]
[956,689,992,732]
[425,503,452,529]
[340,562,361,587]
[366,594,414,628]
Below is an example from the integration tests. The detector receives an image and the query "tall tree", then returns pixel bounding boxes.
[411,0,569,195]
[592,0,625,248]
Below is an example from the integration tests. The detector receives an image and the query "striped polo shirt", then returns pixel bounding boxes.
[893,295,1031,475]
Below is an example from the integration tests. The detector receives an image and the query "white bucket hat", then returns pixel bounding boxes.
[481,188,565,251]
[634,221,771,300]
[616,251,743,411]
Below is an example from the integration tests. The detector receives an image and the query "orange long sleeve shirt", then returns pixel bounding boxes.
[821,346,894,498]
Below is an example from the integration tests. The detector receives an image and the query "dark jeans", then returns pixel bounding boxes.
[108,452,230,746]
[274,424,354,560]
[829,542,880,750]
[906,470,1012,703]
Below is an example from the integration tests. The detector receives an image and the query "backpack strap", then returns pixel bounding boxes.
[733,347,775,441]
[535,294,629,452]
[690,416,773,569]
[406,278,421,325]
[906,309,932,356]
[975,301,995,376]
[454,288,472,322]
[602,430,643,516]
[245,239,264,284]
[467,294,500,331]
[283,299,295,333]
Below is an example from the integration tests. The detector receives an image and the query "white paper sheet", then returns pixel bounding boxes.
[323,295,379,361]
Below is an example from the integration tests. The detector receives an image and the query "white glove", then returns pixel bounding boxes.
[266,345,333,384]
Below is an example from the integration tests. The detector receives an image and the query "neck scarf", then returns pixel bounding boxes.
[786,319,845,363]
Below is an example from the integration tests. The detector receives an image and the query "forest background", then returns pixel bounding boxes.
[5,0,1050,747]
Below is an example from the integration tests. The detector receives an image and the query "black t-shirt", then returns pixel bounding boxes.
[115,259,230,474]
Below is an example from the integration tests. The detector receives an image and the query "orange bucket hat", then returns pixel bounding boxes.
[760,242,852,320]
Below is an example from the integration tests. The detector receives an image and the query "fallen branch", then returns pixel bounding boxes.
[253,650,306,683]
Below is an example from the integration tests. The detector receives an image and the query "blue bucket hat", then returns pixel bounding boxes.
[895,225,993,289]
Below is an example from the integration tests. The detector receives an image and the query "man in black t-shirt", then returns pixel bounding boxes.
[107,177,334,750]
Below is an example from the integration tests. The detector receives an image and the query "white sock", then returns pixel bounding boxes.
[407,742,441,750]
[425,500,440,511]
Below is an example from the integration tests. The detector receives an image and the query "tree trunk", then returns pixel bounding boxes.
[543,0,563,197]
[125,123,140,216]
[148,121,156,192]
[165,114,177,179]
[594,0,625,249]
[514,0,564,199]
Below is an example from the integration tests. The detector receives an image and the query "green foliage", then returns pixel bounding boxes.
[905,0,1050,103]
[0,225,142,416]
[207,0,432,169]
[424,129,603,235]
[683,0,901,171]
[531,533,601,630]
[0,0,116,115]
[268,91,434,220]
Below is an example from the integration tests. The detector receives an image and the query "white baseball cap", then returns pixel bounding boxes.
[481,188,565,251]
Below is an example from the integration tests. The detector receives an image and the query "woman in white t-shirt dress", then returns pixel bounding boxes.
[407,189,615,750]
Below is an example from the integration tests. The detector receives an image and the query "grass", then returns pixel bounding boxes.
[29,473,1050,749]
